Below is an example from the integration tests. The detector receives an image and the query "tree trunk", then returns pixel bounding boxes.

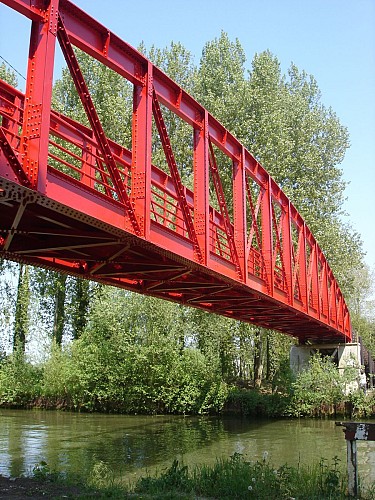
[266,332,271,381]
[53,274,67,346]
[13,264,30,352]
[72,278,90,339]
[253,329,264,388]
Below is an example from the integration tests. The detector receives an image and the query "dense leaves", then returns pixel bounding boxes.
[347,264,375,354]
[0,62,17,87]
[0,349,42,406]
[39,289,228,414]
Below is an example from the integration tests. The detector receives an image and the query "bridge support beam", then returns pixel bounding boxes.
[20,0,59,192]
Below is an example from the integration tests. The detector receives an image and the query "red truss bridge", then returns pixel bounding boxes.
[0,0,351,343]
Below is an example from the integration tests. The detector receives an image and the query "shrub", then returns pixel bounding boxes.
[40,330,228,415]
[133,453,348,499]
[288,352,355,417]
[226,387,290,417]
[0,350,42,406]
[347,389,375,418]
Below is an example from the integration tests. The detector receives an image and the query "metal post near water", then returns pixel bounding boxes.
[336,422,375,497]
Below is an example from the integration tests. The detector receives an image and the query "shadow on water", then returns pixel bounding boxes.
[0,409,374,486]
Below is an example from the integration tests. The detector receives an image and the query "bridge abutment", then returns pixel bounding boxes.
[290,340,374,391]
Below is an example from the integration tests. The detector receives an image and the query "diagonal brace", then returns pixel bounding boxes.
[57,14,140,235]
[0,127,31,187]
[208,140,242,278]
[271,202,290,300]
[152,89,203,263]
[245,177,270,292]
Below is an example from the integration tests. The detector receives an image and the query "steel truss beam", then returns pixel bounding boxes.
[0,0,352,343]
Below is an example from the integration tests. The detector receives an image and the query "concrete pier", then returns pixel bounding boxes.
[290,342,368,391]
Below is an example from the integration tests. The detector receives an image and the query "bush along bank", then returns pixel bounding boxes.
[1,347,374,418]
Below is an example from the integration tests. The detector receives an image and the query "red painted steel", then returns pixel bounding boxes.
[0,0,352,343]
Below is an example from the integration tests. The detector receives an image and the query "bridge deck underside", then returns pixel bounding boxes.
[0,177,347,344]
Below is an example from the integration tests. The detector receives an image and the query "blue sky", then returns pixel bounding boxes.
[1,0,374,271]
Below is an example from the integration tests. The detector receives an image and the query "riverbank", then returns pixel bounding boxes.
[0,474,88,499]
[2,386,374,419]
[2,348,375,418]
[1,453,374,499]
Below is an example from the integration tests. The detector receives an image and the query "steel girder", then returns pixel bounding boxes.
[0,0,351,343]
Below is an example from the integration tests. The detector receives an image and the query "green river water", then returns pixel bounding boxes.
[0,409,374,487]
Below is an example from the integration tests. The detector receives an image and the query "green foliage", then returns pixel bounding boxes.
[41,341,75,401]
[70,278,92,339]
[348,263,375,354]
[0,261,17,353]
[0,350,42,405]
[13,264,30,352]
[347,389,375,418]
[32,460,61,483]
[16,453,375,500]
[194,32,249,142]
[226,387,290,418]
[40,291,227,414]
[88,460,116,490]
[288,353,358,417]
[271,358,295,394]
[0,62,18,87]
[52,48,133,147]
[133,453,348,499]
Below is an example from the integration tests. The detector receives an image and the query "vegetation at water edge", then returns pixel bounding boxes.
[21,453,375,499]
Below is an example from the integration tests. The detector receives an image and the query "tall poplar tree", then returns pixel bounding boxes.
[194,34,364,386]
[13,264,30,353]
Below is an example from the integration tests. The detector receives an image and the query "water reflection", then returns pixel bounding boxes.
[0,409,374,487]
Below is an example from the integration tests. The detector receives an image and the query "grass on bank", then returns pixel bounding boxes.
[29,453,375,499]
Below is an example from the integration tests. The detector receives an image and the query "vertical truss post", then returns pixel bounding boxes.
[337,293,344,328]
[261,175,274,295]
[208,140,242,278]
[271,202,289,295]
[193,110,209,266]
[132,61,152,238]
[329,279,338,329]
[344,310,352,339]
[233,146,247,283]
[245,177,270,291]
[20,0,59,192]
